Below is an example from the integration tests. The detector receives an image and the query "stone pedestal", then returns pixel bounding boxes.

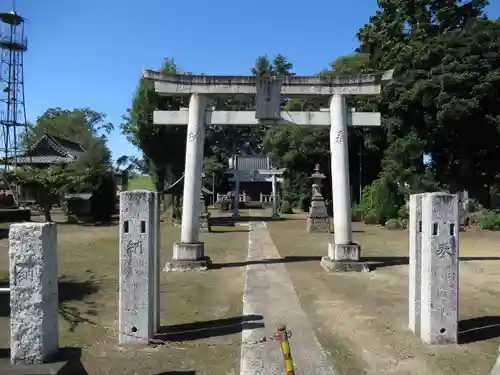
[118,190,159,345]
[320,242,370,272]
[9,223,59,365]
[307,195,331,233]
[164,242,211,272]
[200,213,212,233]
[420,192,459,344]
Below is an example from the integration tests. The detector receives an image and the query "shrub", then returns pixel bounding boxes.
[326,200,333,217]
[352,203,363,222]
[363,210,378,225]
[90,172,117,221]
[385,218,408,230]
[358,179,402,225]
[477,210,500,231]
[281,200,293,214]
[397,204,409,219]
[299,195,311,212]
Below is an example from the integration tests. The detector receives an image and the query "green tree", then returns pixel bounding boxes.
[121,58,186,192]
[12,107,114,221]
[355,0,498,208]
[24,107,113,165]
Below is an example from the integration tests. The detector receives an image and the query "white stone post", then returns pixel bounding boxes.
[271,173,280,219]
[260,193,263,203]
[152,192,161,331]
[233,178,240,217]
[420,192,459,344]
[166,94,210,271]
[409,193,426,334]
[180,93,206,243]
[329,94,352,245]
[9,222,59,364]
[119,190,158,345]
[321,94,366,273]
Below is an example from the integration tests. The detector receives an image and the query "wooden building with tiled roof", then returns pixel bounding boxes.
[15,134,86,166]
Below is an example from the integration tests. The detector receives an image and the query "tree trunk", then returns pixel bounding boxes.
[163,163,178,220]
[40,188,52,222]
[43,204,52,222]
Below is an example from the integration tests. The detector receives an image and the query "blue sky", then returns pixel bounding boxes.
[10,0,500,162]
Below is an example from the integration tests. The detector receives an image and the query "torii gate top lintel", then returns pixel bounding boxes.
[142,69,394,97]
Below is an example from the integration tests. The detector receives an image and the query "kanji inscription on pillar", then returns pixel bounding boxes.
[420,192,459,344]
[119,190,157,345]
[335,130,345,144]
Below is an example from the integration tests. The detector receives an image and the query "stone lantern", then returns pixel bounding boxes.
[306,164,331,233]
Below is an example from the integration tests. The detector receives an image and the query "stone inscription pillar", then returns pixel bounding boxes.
[9,222,59,364]
[119,190,158,345]
[420,192,459,344]
[409,193,426,334]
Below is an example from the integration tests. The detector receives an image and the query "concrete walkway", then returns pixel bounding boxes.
[240,220,336,375]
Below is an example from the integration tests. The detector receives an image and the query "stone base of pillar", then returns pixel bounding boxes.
[306,216,331,233]
[320,257,371,273]
[199,213,211,233]
[328,242,360,261]
[1,348,88,374]
[163,242,211,272]
[320,242,371,273]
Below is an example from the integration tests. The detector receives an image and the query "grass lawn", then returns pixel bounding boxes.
[0,212,250,375]
[267,212,500,375]
[128,175,155,191]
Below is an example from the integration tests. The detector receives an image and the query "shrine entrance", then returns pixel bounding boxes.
[144,68,393,269]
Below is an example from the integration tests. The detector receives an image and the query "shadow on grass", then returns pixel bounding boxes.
[57,220,118,227]
[0,276,100,329]
[211,255,322,269]
[365,256,500,270]
[210,228,250,234]
[155,314,264,342]
[459,316,500,343]
[0,347,88,374]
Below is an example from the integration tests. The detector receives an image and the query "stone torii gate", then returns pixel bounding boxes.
[144,70,393,271]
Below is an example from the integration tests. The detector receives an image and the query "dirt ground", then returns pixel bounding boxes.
[267,212,500,375]
[1,208,499,374]
[0,210,250,375]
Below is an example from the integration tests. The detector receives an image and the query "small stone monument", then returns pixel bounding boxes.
[9,223,59,365]
[420,192,459,344]
[118,190,159,345]
[409,192,461,344]
[199,193,211,233]
[306,164,331,233]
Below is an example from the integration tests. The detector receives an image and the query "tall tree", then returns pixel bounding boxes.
[356,0,498,207]
[121,58,186,192]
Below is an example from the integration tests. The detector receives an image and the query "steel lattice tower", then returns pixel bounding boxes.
[0,6,28,171]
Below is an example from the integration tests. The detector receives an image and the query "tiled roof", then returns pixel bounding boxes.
[15,155,75,164]
[13,134,86,165]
